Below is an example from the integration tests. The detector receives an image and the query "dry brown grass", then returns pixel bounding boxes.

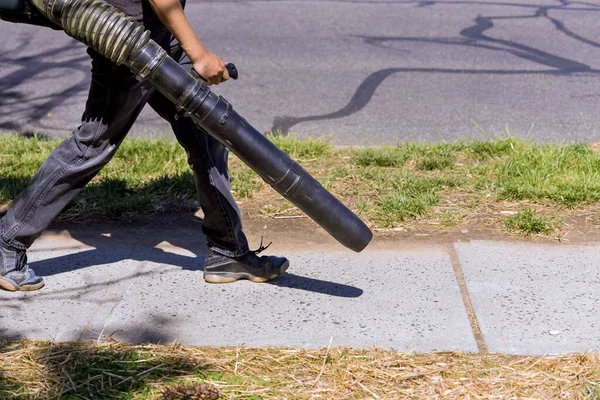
[1,339,599,399]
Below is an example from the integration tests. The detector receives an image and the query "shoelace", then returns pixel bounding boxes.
[251,236,272,255]
[209,237,273,261]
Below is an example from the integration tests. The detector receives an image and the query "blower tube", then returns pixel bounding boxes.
[30,0,373,252]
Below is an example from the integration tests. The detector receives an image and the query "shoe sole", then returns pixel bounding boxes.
[204,260,290,284]
[0,277,45,292]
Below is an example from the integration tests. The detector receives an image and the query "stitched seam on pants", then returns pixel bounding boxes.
[4,91,110,243]
[0,221,25,250]
[4,158,86,242]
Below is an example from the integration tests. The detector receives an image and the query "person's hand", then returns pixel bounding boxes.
[192,51,230,85]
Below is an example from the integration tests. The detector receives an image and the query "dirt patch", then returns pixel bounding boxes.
[44,200,600,253]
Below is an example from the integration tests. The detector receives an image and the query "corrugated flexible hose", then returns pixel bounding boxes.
[33,0,148,64]
[30,0,373,252]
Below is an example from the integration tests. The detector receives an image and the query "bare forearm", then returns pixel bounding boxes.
[147,0,207,62]
[147,0,228,84]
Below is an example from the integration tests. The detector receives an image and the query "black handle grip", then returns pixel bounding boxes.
[226,63,238,80]
[190,63,238,81]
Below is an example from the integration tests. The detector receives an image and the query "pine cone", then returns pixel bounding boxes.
[161,383,221,400]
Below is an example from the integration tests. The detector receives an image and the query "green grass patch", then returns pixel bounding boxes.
[230,165,262,199]
[491,144,600,205]
[414,143,459,171]
[464,136,526,160]
[504,208,561,236]
[2,133,600,232]
[266,132,331,159]
[352,146,414,167]
[350,169,460,226]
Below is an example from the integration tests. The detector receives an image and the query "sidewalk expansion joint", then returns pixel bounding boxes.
[446,243,488,354]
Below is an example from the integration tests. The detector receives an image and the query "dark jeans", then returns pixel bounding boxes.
[0,33,249,258]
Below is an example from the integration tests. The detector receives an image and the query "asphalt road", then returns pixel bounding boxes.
[1,0,600,145]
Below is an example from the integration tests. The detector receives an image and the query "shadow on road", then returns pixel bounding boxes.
[272,0,600,134]
[0,37,89,135]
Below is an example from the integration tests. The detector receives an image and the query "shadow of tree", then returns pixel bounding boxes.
[0,330,217,399]
[0,35,90,136]
[1,172,199,222]
[271,0,600,135]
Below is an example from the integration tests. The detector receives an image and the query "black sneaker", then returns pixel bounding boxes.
[0,242,45,292]
[204,246,289,284]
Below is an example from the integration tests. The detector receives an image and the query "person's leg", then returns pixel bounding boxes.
[149,108,251,256]
[147,47,289,283]
[147,84,251,255]
[0,50,156,291]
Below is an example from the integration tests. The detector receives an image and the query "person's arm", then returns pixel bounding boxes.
[148,0,229,85]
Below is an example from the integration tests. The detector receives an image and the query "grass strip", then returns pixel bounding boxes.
[1,339,599,399]
[504,208,563,236]
[2,134,600,236]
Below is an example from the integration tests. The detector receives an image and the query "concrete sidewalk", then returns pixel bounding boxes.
[1,220,599,355]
